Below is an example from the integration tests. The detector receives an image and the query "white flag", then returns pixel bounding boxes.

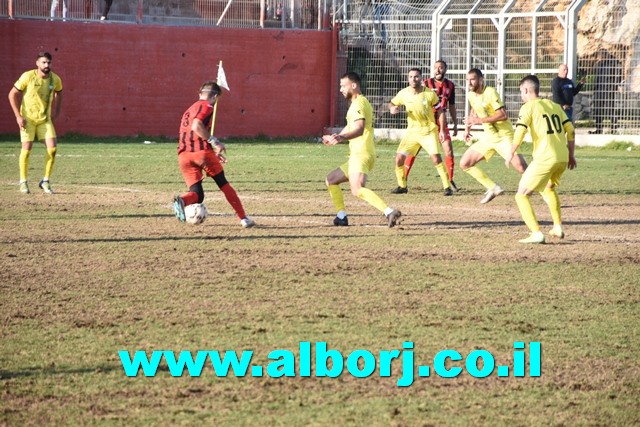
[217,62,230,91]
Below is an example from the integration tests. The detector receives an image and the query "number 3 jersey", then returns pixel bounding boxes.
[514,98,574,164]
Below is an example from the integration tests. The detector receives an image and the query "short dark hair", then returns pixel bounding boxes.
[200,81,221,97]
[519,74,540,94]
[435,59,447,69]
[37,51,52,61]
[468,68,483,78]
[341,72,361,85]
[409,67,422,75]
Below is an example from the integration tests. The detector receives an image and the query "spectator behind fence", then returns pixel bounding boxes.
[50,0,68,20]
[551,63,585,122]
[590,50,623,134]
[100,0,113,20]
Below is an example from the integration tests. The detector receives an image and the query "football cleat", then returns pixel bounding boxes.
[39,180,53,194]
[480,184,504,204]
[20,182,30,194]
[241,217,256,228]
[390,186,408,194]
[548,226,565,239]
[333,216,349,226]
[444,187,454,196]
[519,232,545,244]
[386,209,402,228]
[173,195,186,223]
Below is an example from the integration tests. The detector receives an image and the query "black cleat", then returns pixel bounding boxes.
[386,209,402,228]
[444,187,454,196]
[450,181,460,192]
[390,186,408,194]
[333,216,349,226]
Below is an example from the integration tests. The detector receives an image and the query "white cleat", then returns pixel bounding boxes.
[480,184,504,204]
[241,217,256,228]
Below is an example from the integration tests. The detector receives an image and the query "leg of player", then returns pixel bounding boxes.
[19,140,33,194]
[460,147,502,203]
[326,167,349,226]
[391,152,409,194]
[542,184,565,239]
[39,136,57,194]
[349,172,401,228]
[431,154,452,196]
[212,171,255,228]
[441,138,458,191]
[515,183,545,243]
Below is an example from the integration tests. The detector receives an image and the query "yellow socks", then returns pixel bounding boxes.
[44,146,57,180]
[356,187,388,213]
[515,193,540,233]
[328,184,345,213]
[542,187,562,226]
[395,165,406,188]
[464,165,495,190]
[19,149,31,182]
[436,163,449,189]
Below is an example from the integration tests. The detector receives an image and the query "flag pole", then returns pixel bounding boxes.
[212,60,223,135]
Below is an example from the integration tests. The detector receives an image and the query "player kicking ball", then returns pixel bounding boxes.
[506,75,576,243]
[172,81,255,228]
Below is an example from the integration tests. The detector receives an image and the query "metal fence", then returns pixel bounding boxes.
[334,0,640,135]
[0,0,330,29]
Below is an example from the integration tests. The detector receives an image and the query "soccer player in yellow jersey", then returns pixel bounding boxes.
[506,74,576,244]
[8,52,63,194]
[388,68,452,195]
[323,72,402,228]
[461,68,527,203]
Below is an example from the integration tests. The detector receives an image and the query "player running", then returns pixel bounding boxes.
[172,81,255,228]
[460,68,527,203]
[507,75,576,243]
[323,72,402,228]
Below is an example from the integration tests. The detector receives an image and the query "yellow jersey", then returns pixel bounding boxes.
[390,87,439,136]
[346,94,375,157]
[514,98,574,163]
[467,86,513,138]
[14,70,63,124]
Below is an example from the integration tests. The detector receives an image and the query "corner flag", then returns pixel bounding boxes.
[217,62,230,91]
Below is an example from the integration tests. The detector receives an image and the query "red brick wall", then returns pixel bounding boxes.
[0,19,333,138]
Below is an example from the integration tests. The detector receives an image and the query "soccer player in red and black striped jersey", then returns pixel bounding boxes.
[424,60,459,193]
[172,81,255,228]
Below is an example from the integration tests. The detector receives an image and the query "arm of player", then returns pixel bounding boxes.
[564,121,577,170]
[193,117,227,162]
[322,119,365,145]
[463,109,477,144]
[8,87,26,129]
[449,103,458,137]
[506,124,527,168]
[51,91,63,122]
[388,102,400,115]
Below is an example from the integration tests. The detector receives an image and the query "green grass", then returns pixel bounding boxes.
[1,136,639,426]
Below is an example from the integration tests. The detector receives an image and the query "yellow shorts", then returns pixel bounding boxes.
[340,154,375,178]
[520,160,567,192]
[21,120,56,143]
[396,131,440,156]
[470,134,514,161]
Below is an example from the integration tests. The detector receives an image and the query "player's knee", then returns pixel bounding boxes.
[212,172,228,189]
[189,182,205,203]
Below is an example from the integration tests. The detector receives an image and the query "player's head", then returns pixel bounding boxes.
[433,60,447,81]
[519,74,540,101]
[199,81,221,103]
[466,68,484,92]
[340,72,362,99]
[36,51,52,75]
[558,64,568,78]
[408,68,422,88]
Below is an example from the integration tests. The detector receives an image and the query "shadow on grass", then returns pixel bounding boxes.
[0,364,120,380]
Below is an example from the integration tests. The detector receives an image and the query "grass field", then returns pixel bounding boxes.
[1,136,639,426]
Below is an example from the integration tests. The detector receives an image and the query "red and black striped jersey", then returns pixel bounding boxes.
[178,100,214,154]
[425,77,456,112]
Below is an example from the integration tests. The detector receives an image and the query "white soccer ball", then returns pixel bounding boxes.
[184,203,208,225]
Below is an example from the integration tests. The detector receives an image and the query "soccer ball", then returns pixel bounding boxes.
[184,203,208,225]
